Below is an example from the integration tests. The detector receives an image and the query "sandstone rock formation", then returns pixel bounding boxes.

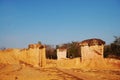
[57,46,67,60]
[0,44,46,67]
[79,38,107,69]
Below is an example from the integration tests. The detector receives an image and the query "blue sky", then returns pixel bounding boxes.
[0,0,120,48]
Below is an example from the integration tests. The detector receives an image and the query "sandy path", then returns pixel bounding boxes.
[56,68,96,80]
[0,64,120,80]
[57,68,120,80]
[0,64,79,80]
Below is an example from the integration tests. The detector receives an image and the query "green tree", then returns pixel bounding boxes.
[111,36,120,56]
[67,42,80,58]
[46,45,57,59]
[38,41,42,45]
[104,36,120,59]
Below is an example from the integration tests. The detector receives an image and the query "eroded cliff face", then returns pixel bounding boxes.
[0,49,19,64]
[57,49,67,60]
[0,40,119,70]
[79,38,110,70]
[0,44,46,67]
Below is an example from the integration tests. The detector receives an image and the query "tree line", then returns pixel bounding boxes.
[1,36,119,60]
[45,36,120,60]
[104,36,120,59]
[45,42,81,59]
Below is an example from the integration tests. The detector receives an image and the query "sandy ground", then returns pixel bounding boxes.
[0,48,120,80]
[0,62,120,80]
[0,64,80,80]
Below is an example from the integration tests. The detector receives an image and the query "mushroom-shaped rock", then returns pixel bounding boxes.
[79,38,105,46]
[79,38,107,69]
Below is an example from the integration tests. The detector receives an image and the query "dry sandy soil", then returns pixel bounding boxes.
[0,59,120,80]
